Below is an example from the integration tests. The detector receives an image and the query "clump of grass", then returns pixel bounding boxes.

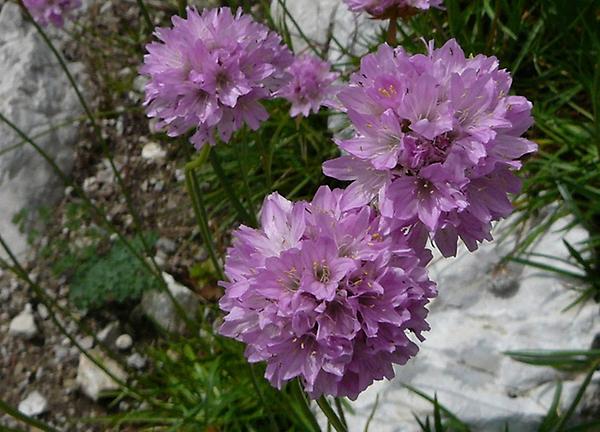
[102,306,319,432]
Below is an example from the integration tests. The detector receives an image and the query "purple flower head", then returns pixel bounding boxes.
[140,7,293,150]
[323,40,537,256]
[344,0,443,18]
[276,55,340,118]
[23,0,81,27]
[219,187,436,399]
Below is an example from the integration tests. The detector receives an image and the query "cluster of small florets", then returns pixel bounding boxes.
[323,40,536,256]
[137,5,536,402]
[23,0,81,27]
[140,7,293,149]
[219,187,436,399]
[344,0,443,17]
[277,55,340,118]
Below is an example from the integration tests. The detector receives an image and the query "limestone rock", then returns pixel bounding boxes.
[0,3,82,259]
[141,272,198,333]
[97,321,120,346]
[270,0,380,62]
[76,349,128,401]
[126,353,147,370]
[8,304,37,340]
[18,391,48,417]
[141,142,166,161]
[115,334,133,351]
[349,219,600,431]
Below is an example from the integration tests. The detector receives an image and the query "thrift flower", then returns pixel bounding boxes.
[323,40,537,256]
[276,55,339,117]
[140,7,293,149]
[219,187,436,399]
[344,0,443,17]
[23,0,81,27]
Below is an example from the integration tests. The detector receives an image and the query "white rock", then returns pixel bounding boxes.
[36,303,49,320]
[141,272,199,333]
[349,219,600,431]
[270,0,380,62]
[18,391,48,417]
[126,353,147,370]
[76,349,128,401]
[156,237,177,254]
[141,142,166,161]
[97,321,120,344]
[115,334,133,351]
[77,335,94,351]
[8,306,37,339]
[0,3,82,259]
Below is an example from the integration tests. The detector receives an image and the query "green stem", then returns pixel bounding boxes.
[0,397,60,432]
[291,380,322,432]
[136,0,154,31]
[317,396,347,432]
[177,0,187,16]
[184,166,225,281]
[334,398,348,430]
[386,12,398,45]
[249,364,279,432]
[236,135,256,216]
[276,0,321,56]
[209,147,257,227]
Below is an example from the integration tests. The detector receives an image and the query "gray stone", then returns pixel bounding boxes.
[141,141,166,161]
[270,0,380,62]
[115,333,133,351]
[76,349,128,401]
[97,321,120,345]
[156,237,177,255]
[18,391,48,417]
[349,219,600,431]
[8,304,37,339]
[36,303,49,320]
[0,3,82,259]
[141,272,199,333]
[77,335,94,351]
[126,353,147,370]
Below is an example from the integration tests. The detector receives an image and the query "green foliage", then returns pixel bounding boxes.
[195,100,338,243]
[104,306,318,431]
[69,233,159,309]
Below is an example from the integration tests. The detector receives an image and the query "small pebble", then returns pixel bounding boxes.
[18,391,48,417]
[37,303,50,320]
[115,334,133,351]
[9,305,38,340]
[126,353,147,370]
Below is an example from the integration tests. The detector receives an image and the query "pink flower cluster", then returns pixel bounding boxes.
[324,40,537,256]
[219,187,436,399]
[344,0,443,17]
[23,0,81,27]
[140,6,536,401]
[277,55,340,118]
[140,7,293,149]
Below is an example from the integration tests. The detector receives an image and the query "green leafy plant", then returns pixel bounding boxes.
[69,233,159,309]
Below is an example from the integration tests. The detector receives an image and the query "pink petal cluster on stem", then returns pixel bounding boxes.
[23,0,81,27]
[323,40,537,256]
[140,7,293,149]
[344,0,443,17]
[219,187,436,400]
[276,55,340,118]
